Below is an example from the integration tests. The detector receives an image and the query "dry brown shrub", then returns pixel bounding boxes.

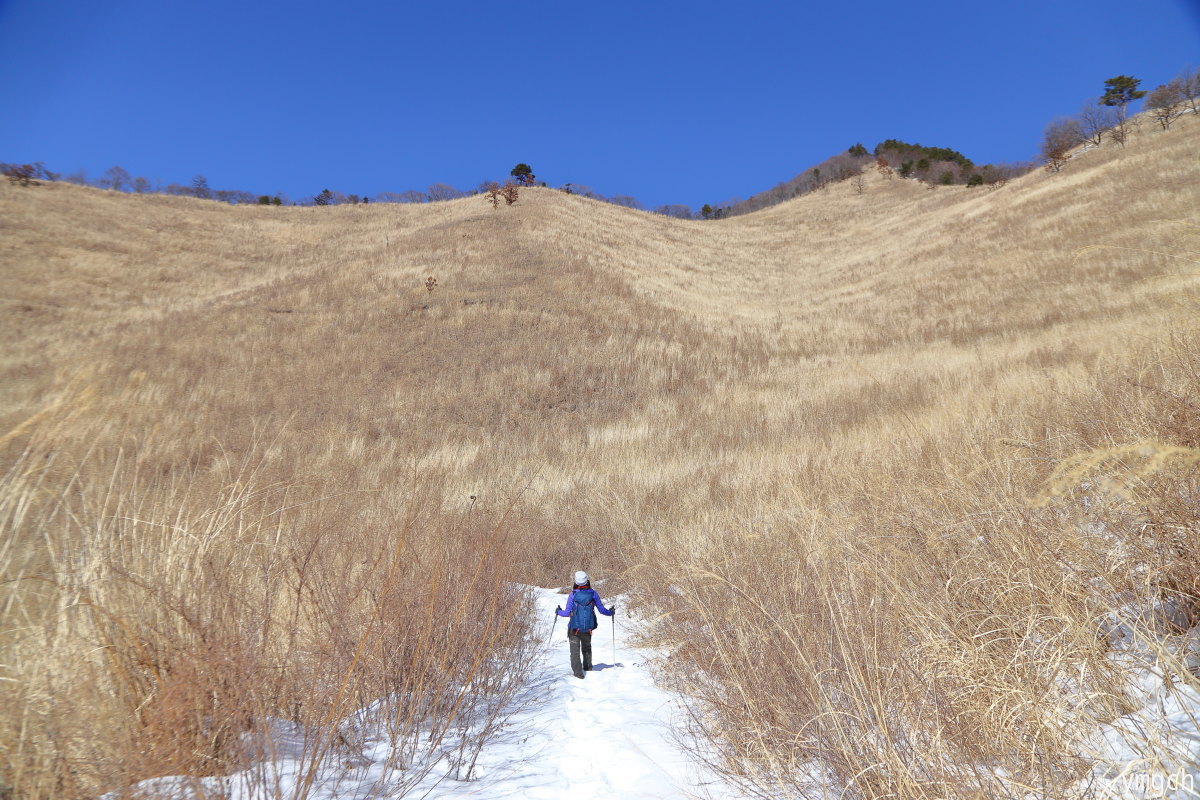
[479,180,518,209]
[483,182,501,209]
[2,163,40,186]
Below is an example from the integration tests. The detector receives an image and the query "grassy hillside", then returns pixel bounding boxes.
[2,112,1198,798]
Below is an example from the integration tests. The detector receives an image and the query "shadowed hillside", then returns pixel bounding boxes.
[2,112,1199,798]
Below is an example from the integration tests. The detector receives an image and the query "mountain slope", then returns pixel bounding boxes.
[2,112,1198,799]
[3,116,1195,493]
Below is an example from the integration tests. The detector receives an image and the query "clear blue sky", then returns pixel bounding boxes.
[1,1,1197,209]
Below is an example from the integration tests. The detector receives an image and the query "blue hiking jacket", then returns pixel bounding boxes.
[556,587,613,632]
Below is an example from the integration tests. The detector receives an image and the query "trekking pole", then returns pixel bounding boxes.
[609,609,619,666]
[553,606,561,641]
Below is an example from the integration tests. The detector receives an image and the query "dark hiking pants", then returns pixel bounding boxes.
[568,629,593,678]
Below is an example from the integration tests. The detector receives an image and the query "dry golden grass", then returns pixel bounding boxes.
[1,110,1198,798]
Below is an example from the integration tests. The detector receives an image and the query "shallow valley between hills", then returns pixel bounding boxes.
[2,113,1200,799]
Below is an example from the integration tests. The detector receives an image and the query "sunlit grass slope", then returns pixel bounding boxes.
[2,112,1198,798]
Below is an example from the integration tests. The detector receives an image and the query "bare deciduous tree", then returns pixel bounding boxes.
[100,165,131,192]
[607,194,642,209]
[213,189,255,204]
[1178,66,1200,114]
[1042,117,1083,173]
[191,175,211,199]
[1107,114,1139,148]
[133,176,151,194]
[377,190,427,203]
[1078,98,1117,146]
[427,183,463,202]
[983,161,1032,189]
[1146,80,1185,130]
[653,204,693,219]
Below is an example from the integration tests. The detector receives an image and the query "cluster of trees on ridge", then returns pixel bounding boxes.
[1041,70,1199,172]
[0,163,549,209]
[6,66,1196,220]
[704,140,1033,220]
[0,158,700,218]
[1,144,1019,221]
[710,67,1200,219]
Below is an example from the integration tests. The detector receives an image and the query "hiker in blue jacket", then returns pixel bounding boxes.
[556,571,615,679]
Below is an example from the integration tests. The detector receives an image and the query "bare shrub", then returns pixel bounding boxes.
[500,183,519,206]
[2,163,40,186]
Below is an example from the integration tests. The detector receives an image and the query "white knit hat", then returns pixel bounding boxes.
[574,570,589,586]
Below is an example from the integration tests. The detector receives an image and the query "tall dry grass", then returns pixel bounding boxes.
[0,376,538,799]
[1,108,1198,797]
[637,327,1200,797]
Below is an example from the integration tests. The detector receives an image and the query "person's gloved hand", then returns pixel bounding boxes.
[611,605,618,613]
[556,606,562,613]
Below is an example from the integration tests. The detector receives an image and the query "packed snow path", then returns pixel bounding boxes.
[111,587,747,800]
[113,585,1200,799]
[428,586,743,800]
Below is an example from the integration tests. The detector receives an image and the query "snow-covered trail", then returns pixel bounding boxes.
[111,582,1200,800]
[109,587,747,800]
[110,584,1200,800]
[428,586,743,800]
